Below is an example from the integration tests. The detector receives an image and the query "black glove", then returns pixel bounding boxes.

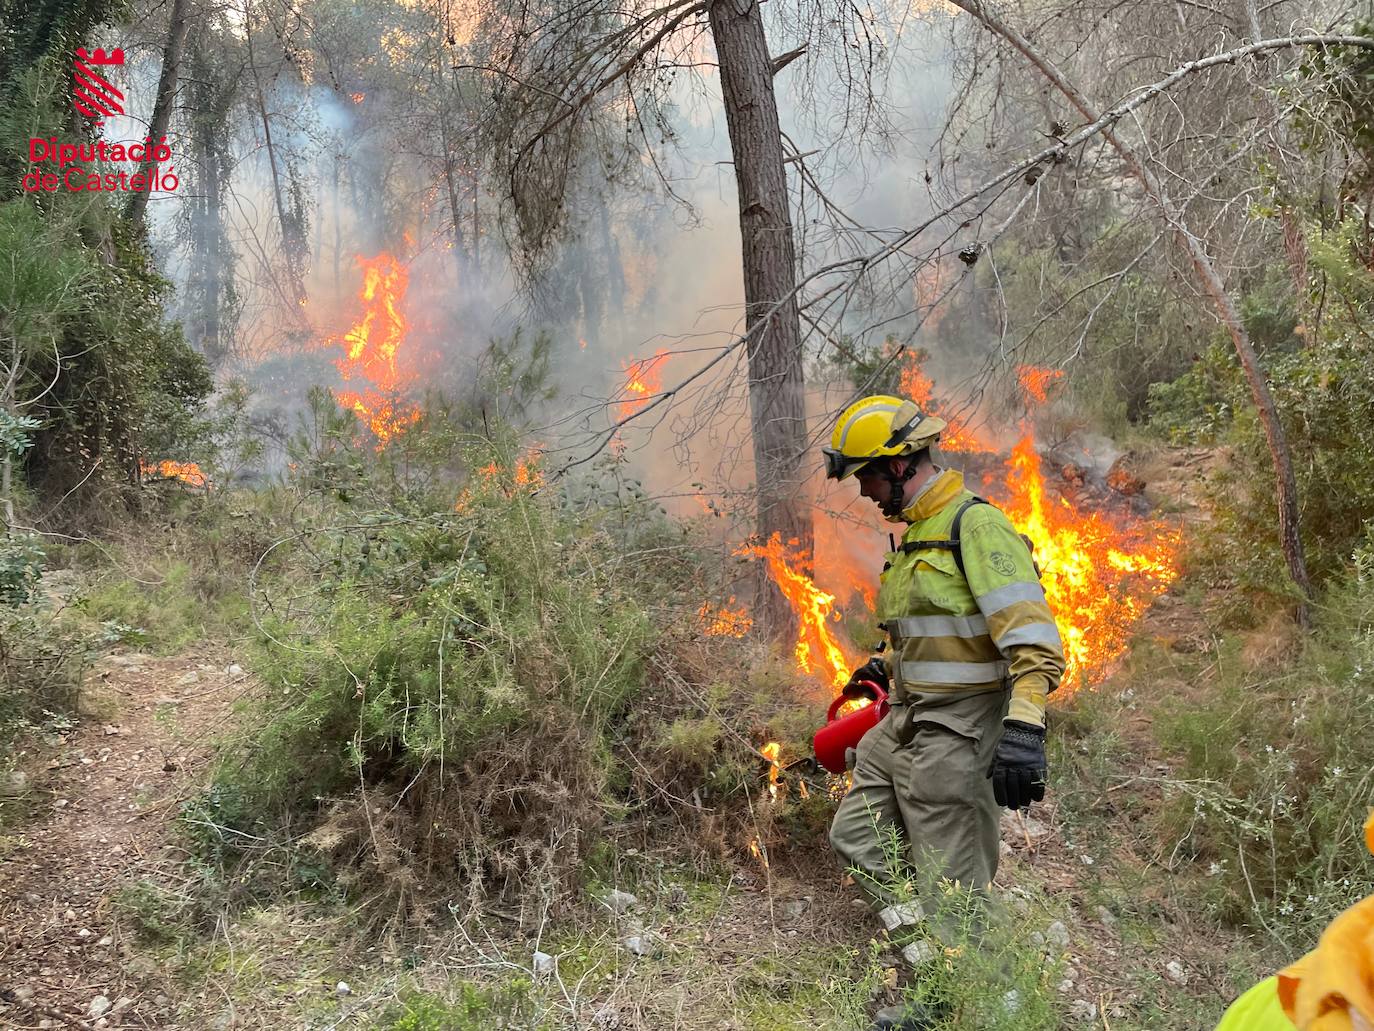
[988,720,1047,810]
[842,657,889,700]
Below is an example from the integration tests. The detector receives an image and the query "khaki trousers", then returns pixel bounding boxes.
[828,689,1007,942]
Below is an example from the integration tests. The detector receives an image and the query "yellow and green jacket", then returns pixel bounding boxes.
[875,469,1064,727]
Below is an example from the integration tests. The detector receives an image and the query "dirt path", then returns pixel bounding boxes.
[0,649,248,1030]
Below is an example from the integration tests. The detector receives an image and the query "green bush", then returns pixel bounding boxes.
[192,424,770,919]
[1150,565,1374,943]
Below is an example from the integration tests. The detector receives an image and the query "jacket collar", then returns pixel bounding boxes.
[900,468,964,524]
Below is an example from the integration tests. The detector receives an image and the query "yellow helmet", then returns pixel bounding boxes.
[822,395,945,481]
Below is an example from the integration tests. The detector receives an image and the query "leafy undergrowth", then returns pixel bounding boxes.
[8,428,1373,1029]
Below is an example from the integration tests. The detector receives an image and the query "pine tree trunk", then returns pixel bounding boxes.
[128,0,190,232]
[708,0,812,628]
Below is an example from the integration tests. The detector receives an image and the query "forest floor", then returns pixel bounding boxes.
[0,445,1284,1030]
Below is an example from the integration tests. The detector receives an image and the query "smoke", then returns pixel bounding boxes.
[124,3,974,596]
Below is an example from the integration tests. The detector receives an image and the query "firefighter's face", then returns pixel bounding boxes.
[855,457,909,508]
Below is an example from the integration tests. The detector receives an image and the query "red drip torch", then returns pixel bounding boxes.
[812,682,888,773]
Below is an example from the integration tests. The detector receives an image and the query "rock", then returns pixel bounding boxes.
[97,935,113,946]
[1164,959,1188,985]
[621,933,660,957]
[1069,999,1099,1022]
[602,889,638,914]
[63,908,76,921]
[1002,886,1033,916]
[226,664,244,676]
[0,770,30,797]
[334,981,351,997]
[1045,921,1070,949]
[88,995,112,1018]
[77,927,93,939]
[154,697,181,706]
[1057,978,1076,994]
[12,986,34,1002]
[53,798,69,809]
[779,898,809,922]
[111,998,133,1015]
[591,1005,621,1028]
[532,951,555,977]
[1094,905,1117,927]
[102,725,121,736]
[177,671,200,685]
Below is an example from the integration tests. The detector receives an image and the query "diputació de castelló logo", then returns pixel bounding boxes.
[21,46,180,195]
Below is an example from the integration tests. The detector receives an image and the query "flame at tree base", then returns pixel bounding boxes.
[734,533,862,692]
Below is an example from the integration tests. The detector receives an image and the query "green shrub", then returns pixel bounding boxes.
[1149,565,1374,943]
[191,428,768,920]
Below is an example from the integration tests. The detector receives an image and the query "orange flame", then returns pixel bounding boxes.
[998,434,1178,687]
[734,534,862,691]
[761,741,782,799]
[1017,365,1065,404]
[141,460,208,488]
[898,355,994,454]
[699,597,753,638]
[456,447,545,511]
[617,349,670,421]
[329,253,420,443]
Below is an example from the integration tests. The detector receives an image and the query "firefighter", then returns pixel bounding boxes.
[821,394,1065,1030]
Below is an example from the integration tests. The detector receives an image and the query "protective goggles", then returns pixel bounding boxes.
[822,448,873,481]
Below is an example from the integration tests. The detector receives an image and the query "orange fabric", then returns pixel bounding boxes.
[1276,812,1374,1030]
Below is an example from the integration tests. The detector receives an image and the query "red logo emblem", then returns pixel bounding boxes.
[72,47,125,124]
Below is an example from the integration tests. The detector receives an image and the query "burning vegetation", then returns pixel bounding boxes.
[733,358,1179,704]
[141,460,209,488]
[327,252,421,444]
[616,349,670,421]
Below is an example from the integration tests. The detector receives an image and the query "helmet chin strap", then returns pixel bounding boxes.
[879,458,918,519]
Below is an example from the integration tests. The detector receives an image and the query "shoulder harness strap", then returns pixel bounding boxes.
[899,496,988,578]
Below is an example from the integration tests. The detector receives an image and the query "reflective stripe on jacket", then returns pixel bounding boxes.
[875,469,1065,727]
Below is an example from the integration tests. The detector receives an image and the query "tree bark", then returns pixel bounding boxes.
[949,0,1313,621]
[708,0,812,626]
[245,0,307,306]
[128,0,190,232]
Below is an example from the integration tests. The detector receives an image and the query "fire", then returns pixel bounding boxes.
[328,252,420,443]
[997,433,1178,686]
[142,460,208,488]
[1017,365,1065,404]
[761,741,781,799]
[698,597,753,638]
[457,447,546,511]
[349,91,365,104]
[898,354,994,454]
[734,533,862,691]
[616,349,670,421]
